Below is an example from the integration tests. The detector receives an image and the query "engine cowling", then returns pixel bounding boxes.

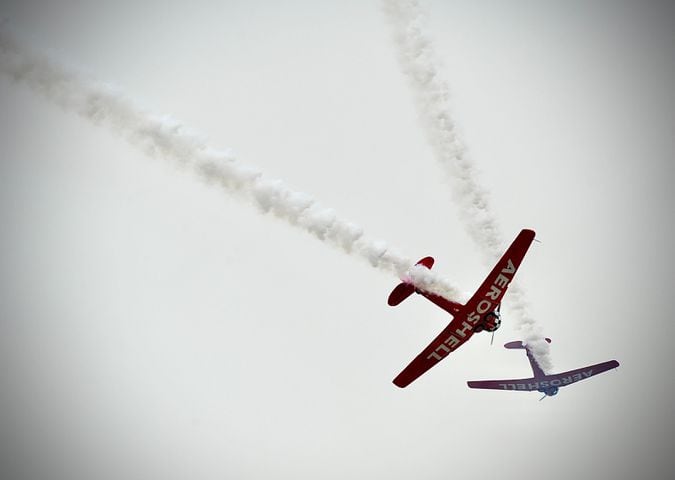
[540,386,559,396]
[481,311,501,332]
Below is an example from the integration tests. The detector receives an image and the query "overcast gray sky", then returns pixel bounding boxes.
[1,1,674,479]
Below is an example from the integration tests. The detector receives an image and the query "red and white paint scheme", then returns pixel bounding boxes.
[389,229,536,388]
[468,338,619,399]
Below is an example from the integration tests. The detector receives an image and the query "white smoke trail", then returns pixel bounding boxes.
[381,0,553,371]
[0,26,463,302]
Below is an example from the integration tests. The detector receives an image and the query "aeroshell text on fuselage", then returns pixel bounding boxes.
[498,370,594,390]
[426,259,517,362]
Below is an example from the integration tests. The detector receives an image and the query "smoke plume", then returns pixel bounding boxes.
[0,26,463,302]
[381,0,553,371]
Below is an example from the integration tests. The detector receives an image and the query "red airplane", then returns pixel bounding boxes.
[468,339,619,400]
[389,229,536,388]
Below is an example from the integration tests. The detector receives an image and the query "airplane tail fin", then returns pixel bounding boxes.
[387,257,433,306]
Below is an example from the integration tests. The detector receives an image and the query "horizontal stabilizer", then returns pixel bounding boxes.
[387,257,434,306]
[416,256,434,269]
[504,338,551,349]
[388,283,415,306]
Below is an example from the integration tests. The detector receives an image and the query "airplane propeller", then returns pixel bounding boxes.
[490,304,501,346]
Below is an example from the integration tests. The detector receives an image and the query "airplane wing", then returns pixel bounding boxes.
[393,316,475,388]
[467,360,620,392]
[543,360,620,388]
[467,378,539,391]
[393,229,536,388]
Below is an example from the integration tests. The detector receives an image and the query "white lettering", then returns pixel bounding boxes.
[494,274,509,288]
[582,370,593,378]
[426,255,530,361]
[455,321,473,338]
[476,299,492,314]
[502,259,516,275]
[427,351,442,361]
[486,285,502,300]
[444,335,460,349]
[467,312,480,324]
